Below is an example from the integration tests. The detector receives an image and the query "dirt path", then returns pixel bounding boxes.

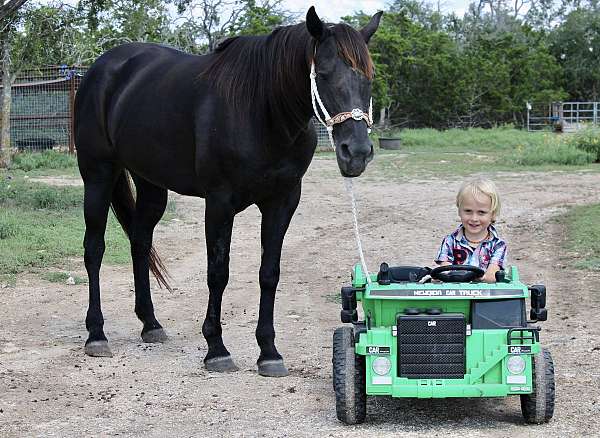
[1,159,599,437]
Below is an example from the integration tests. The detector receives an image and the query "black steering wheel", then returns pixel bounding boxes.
[430,264,485,283]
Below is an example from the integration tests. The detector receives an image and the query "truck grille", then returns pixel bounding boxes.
[396,314,466,379]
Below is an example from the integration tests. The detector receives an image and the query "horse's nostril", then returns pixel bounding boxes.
[340,143,350,159]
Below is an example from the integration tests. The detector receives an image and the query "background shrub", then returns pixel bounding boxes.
[567,125,600,161]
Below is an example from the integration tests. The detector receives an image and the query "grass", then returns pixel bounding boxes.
[42,271,87,284]
[0,160,130,282]
[0,155,180,283]
[11,150,78,171]
[0,189,131,278]
[562,203,600,271]
[362,127,600,179]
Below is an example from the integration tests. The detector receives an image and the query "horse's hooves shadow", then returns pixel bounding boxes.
[205,356,239,372]
[257,359,289,377]
[141,328,168,343]
[84,340,113,357]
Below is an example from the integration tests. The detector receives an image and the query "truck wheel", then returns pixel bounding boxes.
[520,348,555,424]
[332,326,366,424]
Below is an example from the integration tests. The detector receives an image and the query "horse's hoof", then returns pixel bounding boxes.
[141,328,168,343]
[257,359,289,377]
[84,340,113,357]
[204,356,239,372]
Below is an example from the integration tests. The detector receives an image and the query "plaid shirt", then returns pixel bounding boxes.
[435,224,507,270]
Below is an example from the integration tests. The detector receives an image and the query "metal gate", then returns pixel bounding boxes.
[527,101,599,132]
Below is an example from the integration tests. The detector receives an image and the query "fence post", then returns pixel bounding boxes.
[68,70,76,154]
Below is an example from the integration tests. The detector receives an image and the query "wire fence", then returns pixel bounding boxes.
[5,66,86,152]
[4,65,331,154]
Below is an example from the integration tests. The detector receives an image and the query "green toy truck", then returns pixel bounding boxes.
[332,263,555,425]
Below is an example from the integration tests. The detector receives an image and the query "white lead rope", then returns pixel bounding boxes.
[343,177,372,284]
[309,62,373,283]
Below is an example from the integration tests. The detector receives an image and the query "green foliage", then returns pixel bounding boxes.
[550,8,600,101]
[228,0,290,36]
[11,151,78,171]
[566,125,600,161]
[510,137,594,166]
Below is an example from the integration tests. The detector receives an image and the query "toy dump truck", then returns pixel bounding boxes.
[332,263,554,425]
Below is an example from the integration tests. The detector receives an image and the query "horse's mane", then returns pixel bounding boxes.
[201,22,374,128]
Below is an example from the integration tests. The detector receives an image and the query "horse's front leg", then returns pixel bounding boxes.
[202,195,237,372]
[255,183,302,377]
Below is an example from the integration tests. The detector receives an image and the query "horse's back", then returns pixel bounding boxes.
[75,43,214,191]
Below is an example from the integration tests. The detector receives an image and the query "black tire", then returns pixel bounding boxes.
[332,326,366,424]
[520,348,555,424]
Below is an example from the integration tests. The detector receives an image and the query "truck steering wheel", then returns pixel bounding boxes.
[430,264,485,283]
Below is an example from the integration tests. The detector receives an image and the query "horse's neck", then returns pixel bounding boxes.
[264,44,313,144]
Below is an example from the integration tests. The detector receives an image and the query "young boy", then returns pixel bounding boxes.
[435,179,507,283]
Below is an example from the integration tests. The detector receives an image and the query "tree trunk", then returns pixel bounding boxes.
[378,106,386,129]
[0,34,11,168]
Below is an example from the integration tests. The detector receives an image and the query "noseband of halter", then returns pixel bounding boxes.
[310,62,373,150]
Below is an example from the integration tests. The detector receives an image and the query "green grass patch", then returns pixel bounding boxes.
[0,174,131,277]
[42,271,87,284]
[563,203,600,271]
[11,150,78,171]
[365,127,600,179]
[0,178,84,210]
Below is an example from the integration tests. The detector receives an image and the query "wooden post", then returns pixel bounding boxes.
[0,35,12,167]
[68,69,76,154]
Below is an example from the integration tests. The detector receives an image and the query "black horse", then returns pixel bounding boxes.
[74,7,381,377]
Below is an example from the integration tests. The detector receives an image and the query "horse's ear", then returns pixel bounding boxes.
[360,11,383,44]
[306,6,328,41]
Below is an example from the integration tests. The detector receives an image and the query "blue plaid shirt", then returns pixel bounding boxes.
[435,224,507,270]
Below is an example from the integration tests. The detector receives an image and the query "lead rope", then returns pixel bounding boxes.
[310,62,372,284]
[343,177,372,284]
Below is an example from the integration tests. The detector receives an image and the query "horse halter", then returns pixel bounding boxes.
[310,62,373,150]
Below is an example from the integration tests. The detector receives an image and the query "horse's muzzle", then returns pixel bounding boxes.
[337,142,374,177]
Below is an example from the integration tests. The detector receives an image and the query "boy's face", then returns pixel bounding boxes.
[458,193,495,238]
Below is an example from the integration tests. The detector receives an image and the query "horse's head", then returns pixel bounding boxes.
[307,7,382,177]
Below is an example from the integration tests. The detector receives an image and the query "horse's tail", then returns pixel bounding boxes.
[111,170,171,291]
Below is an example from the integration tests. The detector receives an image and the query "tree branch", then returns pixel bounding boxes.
[0,0,28,23]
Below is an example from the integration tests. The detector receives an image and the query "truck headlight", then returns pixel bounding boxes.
[507,355,526,374]
[372,356,392,376]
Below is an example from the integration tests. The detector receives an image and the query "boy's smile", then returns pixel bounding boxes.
[458,193,495,242]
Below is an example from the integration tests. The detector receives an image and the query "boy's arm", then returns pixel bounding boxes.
[434,235,453,265]
[481,241,508,283]
[481,263,500,283]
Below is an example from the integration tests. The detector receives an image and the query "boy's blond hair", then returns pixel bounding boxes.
[456,179,501,219]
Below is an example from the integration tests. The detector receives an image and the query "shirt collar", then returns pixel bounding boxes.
[452,224,498,243]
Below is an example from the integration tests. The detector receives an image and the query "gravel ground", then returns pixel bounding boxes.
[1,158,599,437]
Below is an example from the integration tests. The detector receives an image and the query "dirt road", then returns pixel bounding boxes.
[1,158,599,437]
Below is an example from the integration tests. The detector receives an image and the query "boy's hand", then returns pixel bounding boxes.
[480,263,501,283]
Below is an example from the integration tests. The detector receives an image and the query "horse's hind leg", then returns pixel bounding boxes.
[255,184,302,377]
[130,174,168,343]
[80,160,119,357]
[202,194,238,372]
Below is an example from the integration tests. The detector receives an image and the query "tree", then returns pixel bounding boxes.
[550,7,600,100]
[0,0,29,168]
[228,0,294,36]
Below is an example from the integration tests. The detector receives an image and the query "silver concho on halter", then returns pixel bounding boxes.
[351,108,365,121]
